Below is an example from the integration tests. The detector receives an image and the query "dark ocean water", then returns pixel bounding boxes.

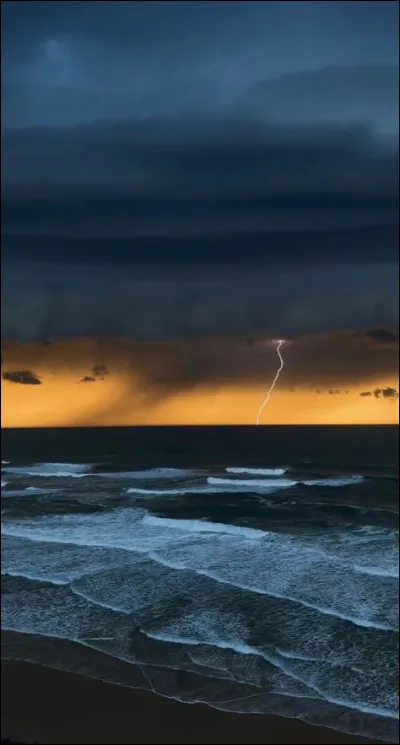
[1,426,399,742]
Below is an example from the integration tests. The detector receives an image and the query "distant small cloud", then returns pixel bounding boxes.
[92,364,109,379]
[380,387,399,399]
[80,376,96,383]
[2,369,41,385]
[361,387,398,399]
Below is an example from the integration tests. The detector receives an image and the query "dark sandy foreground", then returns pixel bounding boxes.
[1,659,386,745]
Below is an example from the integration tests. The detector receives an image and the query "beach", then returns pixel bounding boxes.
[1,658,382,745]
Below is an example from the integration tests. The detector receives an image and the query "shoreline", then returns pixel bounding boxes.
[1,659,388,745]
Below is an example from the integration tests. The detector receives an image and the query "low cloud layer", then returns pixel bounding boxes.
[1,260,397,343]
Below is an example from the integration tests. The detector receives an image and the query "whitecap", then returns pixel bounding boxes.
[207,477,297,489]
[142,513,264,538]
[226,467,288,476]
[2,462,92,478]
[126,487,189,496]
[1,570,68,586]
[143,627,263,657]
[211,475,364,489]
[125,483,289,497]
[302,476,365,487]
[354,565,398,579]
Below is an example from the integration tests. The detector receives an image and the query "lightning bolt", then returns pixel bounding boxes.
[256,340,285,425]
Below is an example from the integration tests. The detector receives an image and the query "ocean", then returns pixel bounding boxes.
[1,426,399,743]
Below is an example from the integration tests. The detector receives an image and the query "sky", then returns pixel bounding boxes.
[1,1,399,426]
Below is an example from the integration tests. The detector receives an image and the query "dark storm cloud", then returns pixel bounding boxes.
[1,260,398,343]
[354,328,399,344]
[240,65,398,134]
[1,117,398,266]
[2,370,42,385]
[2,2,398,129]
[3,226,398,267]
[1,1,398,344]
[99,338,399,394]
[3,113,398,198]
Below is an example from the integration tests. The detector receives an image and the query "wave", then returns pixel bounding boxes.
[4,562,396,724]
[147,550,396,631]
[226,467,288,476]
[99,468,195,480]
[126,487,189,496]
[1,486,64,498]
[1,569,68,586]
[2,509,397,631]
[141,513,263,538]
[141,628,398,720]
[0,508,240,546]
[2,544,398,741]
[207,477,296,489]
[2,462,92,478]
[1,481,8,488]
[303,476,365,487]
[355,564,399,579]
[126,482,291,496]
[1,534,138,585]
[209,476,364,489]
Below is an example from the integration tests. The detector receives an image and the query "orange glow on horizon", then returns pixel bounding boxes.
[1,337,398,427]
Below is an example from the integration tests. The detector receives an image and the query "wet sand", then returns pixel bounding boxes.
[1,659,384,745]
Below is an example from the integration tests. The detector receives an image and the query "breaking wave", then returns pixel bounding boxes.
[2,463,93,478]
